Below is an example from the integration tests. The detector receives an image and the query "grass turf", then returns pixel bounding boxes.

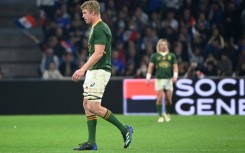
[0,115,245,153]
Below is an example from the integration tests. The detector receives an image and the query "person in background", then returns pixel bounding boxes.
[111,50,125,76]
[40,47,60,75]
[71,0,133,151]
[59,52,78,77]
[184,61,204,79]
[0,66,3,79]
[146,38,178,123]
[217,53,233,76]
[42,62,63,79]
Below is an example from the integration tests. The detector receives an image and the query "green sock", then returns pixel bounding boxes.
[165,104,171,114]
[86,115,97,144]
[102,109,127,133]
[156,104,162,116]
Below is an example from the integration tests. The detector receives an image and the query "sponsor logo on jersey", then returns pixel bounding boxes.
[159,61,170,68]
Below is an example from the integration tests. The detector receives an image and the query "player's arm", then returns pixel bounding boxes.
[80,44,105,72]
[172,63,178,83]
[72,44,105,82]
[146,62,154,84]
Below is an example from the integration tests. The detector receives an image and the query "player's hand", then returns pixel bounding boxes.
[172,77,177,83]
[146,79,150,86]
[72,69,85,82]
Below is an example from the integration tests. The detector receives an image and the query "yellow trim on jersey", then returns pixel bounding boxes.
[92,19,102,28]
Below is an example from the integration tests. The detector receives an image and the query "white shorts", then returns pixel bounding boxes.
[155,79,173,91]
[83,69,111,102]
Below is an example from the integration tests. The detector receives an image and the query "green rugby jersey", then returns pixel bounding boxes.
[88,21,112,72]
[150,52,177,79]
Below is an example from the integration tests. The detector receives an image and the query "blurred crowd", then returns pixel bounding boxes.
[34,0,245,79]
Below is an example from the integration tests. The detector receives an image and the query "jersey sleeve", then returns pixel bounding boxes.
[94,26,107,45]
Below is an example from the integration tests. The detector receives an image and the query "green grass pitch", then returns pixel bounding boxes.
[0,115,245,153]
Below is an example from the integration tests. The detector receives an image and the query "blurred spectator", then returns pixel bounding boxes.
[160,26,177,45]
[40,48,60,75]
[203,62,218,76]
[195,12,210,40]
[204,27,225,59]
[222,1,243,43]
[135,54,149,78]
[149,12,162,33]
[126,41,139,68]
[124,61,136,77]
[237,63,245,76]
[135,61,147,78]
[208,1,224,27]
[77,48,88,68]
[173,41,188,62]
[59,52,78,77]
[122,20,141,44]
[204,53,218,67]
[164,0,182,11]
[236,48,245,75]
[111,50,125,76]
[47,36,66,59]
[177,59,188,77]
[114,41,126,65]
[184,61,204,79]
[217,53,233,76]
[42,62,63,80]
[141,41,154,57]
[161,11,178,32]
[0,66,3,79]
[36,0,244,78]
[208,27,225,48]
[36,0,57,31]
[188,44,204,66]
[133,7,149,32]
[191,31,206,52]
[142,27,158,48]
[54,7,70,29]
[147,0,163,13]
[113,9,128,41]
[222,38,239,72]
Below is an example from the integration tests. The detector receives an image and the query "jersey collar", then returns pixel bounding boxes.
[92,19,102,28]
[158,50,169,56]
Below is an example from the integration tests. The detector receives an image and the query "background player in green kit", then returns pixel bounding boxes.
[146,38,178,123]
[72,0,133,150]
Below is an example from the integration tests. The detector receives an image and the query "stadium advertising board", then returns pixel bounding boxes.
[123,78,245,115]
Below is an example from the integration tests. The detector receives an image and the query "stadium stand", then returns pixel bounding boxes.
[0,0,42,78]
[0,0,244,79]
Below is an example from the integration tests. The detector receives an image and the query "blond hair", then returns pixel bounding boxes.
[80,0,100,15]
[156,38,169,52]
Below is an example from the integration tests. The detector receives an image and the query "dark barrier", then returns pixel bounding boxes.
[1,78,244,115]
[0,79,122,115]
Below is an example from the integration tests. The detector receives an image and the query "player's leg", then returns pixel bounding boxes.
[163,79,173,122]
[156,90,164,122]
[155,79,164,122]
[164,90,173,122]
[88,102,133,148]
[87,70,133,148]
[83,98,97,145]
[73,71,98,151]
[74,100,98,150]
